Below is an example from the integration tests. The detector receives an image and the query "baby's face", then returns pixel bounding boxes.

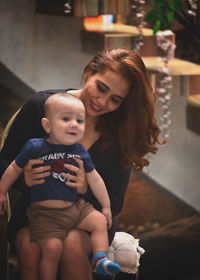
[46,97,85,146]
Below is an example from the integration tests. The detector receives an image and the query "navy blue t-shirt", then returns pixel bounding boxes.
[15,138,95,203]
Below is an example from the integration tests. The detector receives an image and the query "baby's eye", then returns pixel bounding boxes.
[63,117,70,121]
[77,119,84,124]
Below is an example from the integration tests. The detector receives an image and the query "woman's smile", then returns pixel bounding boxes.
[90,100,103,113]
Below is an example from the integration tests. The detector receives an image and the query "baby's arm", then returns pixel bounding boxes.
[86,169,112,228]
[0,161,23,215]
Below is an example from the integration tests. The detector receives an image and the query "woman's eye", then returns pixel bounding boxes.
[97,83,106,93]
[111,97,121,104]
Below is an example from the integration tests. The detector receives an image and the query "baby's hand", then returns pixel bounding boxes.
[102,207,112,229]
[0,193,7,216]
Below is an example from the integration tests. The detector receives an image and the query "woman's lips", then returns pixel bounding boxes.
[90,100,103,113]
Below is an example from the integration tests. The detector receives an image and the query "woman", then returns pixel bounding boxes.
[0,48,160,280]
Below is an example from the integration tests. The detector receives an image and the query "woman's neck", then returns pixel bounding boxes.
[86,112,98,127]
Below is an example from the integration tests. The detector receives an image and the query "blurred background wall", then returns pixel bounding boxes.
[0,0,91,92]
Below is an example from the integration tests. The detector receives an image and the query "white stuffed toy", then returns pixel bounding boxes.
[108,232,145,274]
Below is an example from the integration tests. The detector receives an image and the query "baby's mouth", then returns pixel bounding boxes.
[67,132,76,135]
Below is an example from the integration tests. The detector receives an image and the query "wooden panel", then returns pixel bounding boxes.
[105,33,136,50]
[75,0,131,16]
[186,99,200,135]
[189,75,200,95]
[149,74,189,96]
[146,62,200,96]
[36,0,133,17]
[81,25,175,57]
[74,0,98,16]
[142,57,200,76]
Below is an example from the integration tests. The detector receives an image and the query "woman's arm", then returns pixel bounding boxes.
[105,165,131,217]
[0,161,23,215]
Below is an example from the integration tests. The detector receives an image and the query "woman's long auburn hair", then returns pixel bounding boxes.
[84,48,161,171]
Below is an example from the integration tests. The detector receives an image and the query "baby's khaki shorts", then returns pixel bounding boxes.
[27,198,95,241]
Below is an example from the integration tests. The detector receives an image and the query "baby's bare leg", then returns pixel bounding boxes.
[77,210,121,276]
[38,238,63,280]
[77,210,108,254]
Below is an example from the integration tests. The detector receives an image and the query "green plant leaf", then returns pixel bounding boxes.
[144,0,182,34]
[145,10,157,22]
[167,10,174,23]
[153,20,161,35]
[172,0,182,10]
[160,16,168,29]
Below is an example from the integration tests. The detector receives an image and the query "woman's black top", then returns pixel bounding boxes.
[0,89,131,246]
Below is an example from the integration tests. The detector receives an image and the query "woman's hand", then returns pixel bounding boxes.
[24,159,51,187]
[61,157,88,194]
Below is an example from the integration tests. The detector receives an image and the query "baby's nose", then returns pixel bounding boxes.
[70,120,77,128]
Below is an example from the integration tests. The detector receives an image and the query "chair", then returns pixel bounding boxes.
[0,109,21,280]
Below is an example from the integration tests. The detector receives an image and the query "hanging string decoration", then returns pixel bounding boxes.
[156,30,176,139]
[64,1,72,14]
[187,0,198,16]
[130,0,146,53]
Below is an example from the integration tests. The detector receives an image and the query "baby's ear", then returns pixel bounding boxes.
[41,117,51,133]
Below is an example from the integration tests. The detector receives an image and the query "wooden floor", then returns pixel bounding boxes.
[117,172,196,228]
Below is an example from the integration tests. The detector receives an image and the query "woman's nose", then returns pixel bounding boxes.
[98,96,108,107]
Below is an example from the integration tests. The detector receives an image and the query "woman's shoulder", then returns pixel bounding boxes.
[28,89,67,104]
[22,89,67,115]
[38,89,67,96]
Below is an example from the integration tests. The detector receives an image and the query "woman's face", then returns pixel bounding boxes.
[81,69,130,118]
